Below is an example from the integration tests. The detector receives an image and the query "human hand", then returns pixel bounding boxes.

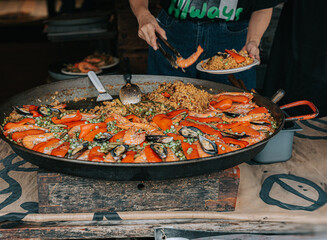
[242,41,260,61]
[137,12,167,50]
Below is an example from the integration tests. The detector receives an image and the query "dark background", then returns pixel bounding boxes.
[0,0,282,104]
[0,0,150,104]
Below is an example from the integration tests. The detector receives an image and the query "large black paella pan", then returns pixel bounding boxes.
[0,75,284,180]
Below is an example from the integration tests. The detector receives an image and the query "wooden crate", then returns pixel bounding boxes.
[38,167,240,214]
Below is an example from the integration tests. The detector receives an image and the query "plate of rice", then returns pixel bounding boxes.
[197,49,260,74]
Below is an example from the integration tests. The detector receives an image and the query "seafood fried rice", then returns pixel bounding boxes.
[1,81,277,163]
[202,49,254,70]
[145,81,213,113]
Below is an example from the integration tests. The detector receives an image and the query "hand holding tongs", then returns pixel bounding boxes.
[156,32,181,69]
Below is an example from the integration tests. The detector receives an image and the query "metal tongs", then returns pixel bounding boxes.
[156,32,181,69]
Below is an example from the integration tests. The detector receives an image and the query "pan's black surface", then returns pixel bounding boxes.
[0,75,284,180]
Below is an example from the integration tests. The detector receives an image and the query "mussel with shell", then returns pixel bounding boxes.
[198,135,218,155]
[38,106,53,117]
[14,106,32,116]
[150,143,167,159]
[223,112,241,118]
[216,52,229,59]
[179,126,203,138]
[220,130,249,139]
[111,144,129,160]
[146,135,173,144]
[68,141,89,159]
[94,132,112,143]
[250,121,271,126]
[38,105,61,116]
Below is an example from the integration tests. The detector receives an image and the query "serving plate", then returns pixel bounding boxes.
[61,68,102,76]
[196,58,260,74]
[98,57,120,69]
[60,57,119,75]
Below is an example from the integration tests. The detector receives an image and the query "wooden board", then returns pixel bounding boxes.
[0,219,325,239]
[38,167,240,214]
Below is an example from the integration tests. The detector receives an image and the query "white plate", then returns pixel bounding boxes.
[98,57,120,69]
[196,58,260,74]
[61,68,102,76]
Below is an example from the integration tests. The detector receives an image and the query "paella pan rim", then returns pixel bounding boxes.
[0,74,285,179]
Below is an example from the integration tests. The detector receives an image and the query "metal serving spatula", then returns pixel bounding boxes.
[88,71,113,102]
[119,58,141,105]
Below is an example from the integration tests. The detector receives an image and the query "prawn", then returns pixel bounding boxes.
[242,132,266,146]
[209,105,223,114]
[210,103,257,115]
[122,127,146,145]
[77,150,90,160]
[43,141,62,154]
[204,135,239,152]
[148,121,169,135]
[84,57,101,63]
[52,104,67,110]
[103,152,116,163]
[213,92,253,100]
[188,111,216,118]
[22,133,58,149]
[125,114,142,123]
[61,112,81,120]
[78,62,100,73]
[176,45,203,69]
[68,124,85,138]
[165,147,179,162]
[134,150,147,163]
[194,141,212,158]
[221,113,270,123]
[80,113,100,120]
[116,124,132,130]
[172,114,184,124]
[225,103,257,114]
[174,125,183,133]
[111,113,133,126]
[132,123,164,135]
[149,121,159,129]
[231,125,260,137]
[4,125,49,136]
[250,124,273,133]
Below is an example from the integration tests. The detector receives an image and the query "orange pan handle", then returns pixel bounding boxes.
[280,100,319,121]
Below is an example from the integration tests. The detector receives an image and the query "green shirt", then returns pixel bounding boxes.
[161,0,284,21]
